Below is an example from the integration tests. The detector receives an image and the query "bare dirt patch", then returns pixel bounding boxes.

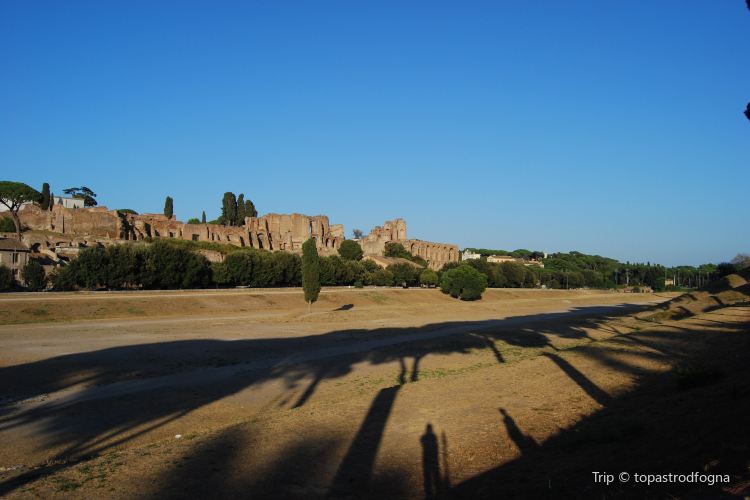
[0,287,747,499]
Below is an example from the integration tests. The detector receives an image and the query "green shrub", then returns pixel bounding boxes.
[582,269,604,288]
[222,249,302,287]
[187,218,201,224]
[524,267,538,288]
[21,260,47,291]
[411,255,428,268]
[384,242,412,259]
[438,261,461,275]
[500,262,526,288]
[211,261,231,286]
[321,256,353,285]
[387,263,420,287]
[368,269,394,286]
[465,259,507,288]
[50,265,76,291]
[142,241,211,289]
[567,271,584,288]
[0,265,14,291]
[419,269,439,287]
[338,239,364,261]
[69,241,211,290]
[223,251,259,286]
[0,217,16,232]
[361,259,381,273]
[440,265,488,300]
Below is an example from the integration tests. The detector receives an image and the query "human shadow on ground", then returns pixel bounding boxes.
[0,303,654,495]
[145,307,750,499]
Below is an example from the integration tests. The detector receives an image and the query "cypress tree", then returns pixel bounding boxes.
[221,192,237,226]
[236,194,246,226]
[245,199,258,218]
[164,196,174,219]
[201,211,206,224]
[301,238,321,312]
[40,183,50,210]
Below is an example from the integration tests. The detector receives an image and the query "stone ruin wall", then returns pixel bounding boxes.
[17,205,121,239]
[18,205,343,256]
[402,240,459,271]
[123,212,344,256]
[359,218,459,271]
[17,207,459,269]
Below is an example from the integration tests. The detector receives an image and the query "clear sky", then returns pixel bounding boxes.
[1,1,748,266]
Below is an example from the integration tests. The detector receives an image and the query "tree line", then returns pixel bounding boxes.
[165,191,258,227]
[461,248,747,292]
[13,239,439,292]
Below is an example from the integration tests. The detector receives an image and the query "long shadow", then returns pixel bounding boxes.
[144,312,750,499]
[451,312,750,499]
[542,353,612,406]
[0,302,656,495]
[328,385,403,496]
[421,424,440,500]
[499,408,537,454]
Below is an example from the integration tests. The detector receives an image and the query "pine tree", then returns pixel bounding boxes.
[164,196,174,219]
[201,211,206,223]
[0,181,42,241]
[40,183,51,210]
[301,238,321,312]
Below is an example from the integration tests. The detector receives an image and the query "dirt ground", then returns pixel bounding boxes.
[0,287,747,499]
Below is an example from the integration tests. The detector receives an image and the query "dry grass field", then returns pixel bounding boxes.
[0,283,747,499]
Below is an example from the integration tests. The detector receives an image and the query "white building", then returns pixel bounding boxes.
[0,196,84,212]
[53,196,85,209]
[487,254,516,264]
[461,250,481,261]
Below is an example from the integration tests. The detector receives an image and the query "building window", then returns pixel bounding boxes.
[12,253,18,264]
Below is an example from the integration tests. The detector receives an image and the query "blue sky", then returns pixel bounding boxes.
[1,1,748,266]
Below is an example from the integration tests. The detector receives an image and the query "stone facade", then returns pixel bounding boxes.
[17,206,459,269]
[359,218,458,271]
[123,212,343,256]
[18,205,121,239]
[18,205,344,256]
[401,239,459,270]
[487,254,545,268]
[0,238,30,284]
[359,219,408,256]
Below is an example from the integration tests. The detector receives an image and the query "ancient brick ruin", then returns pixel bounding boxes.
[358,218,458,270]
[123,212,345,256]
[15,205,458,270]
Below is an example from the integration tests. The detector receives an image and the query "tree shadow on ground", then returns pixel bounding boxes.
[451,314,750,499]
[0,303,658,495]
[142,309,750,499]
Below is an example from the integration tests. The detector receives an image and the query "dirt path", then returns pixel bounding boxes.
[3,289,745,498]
